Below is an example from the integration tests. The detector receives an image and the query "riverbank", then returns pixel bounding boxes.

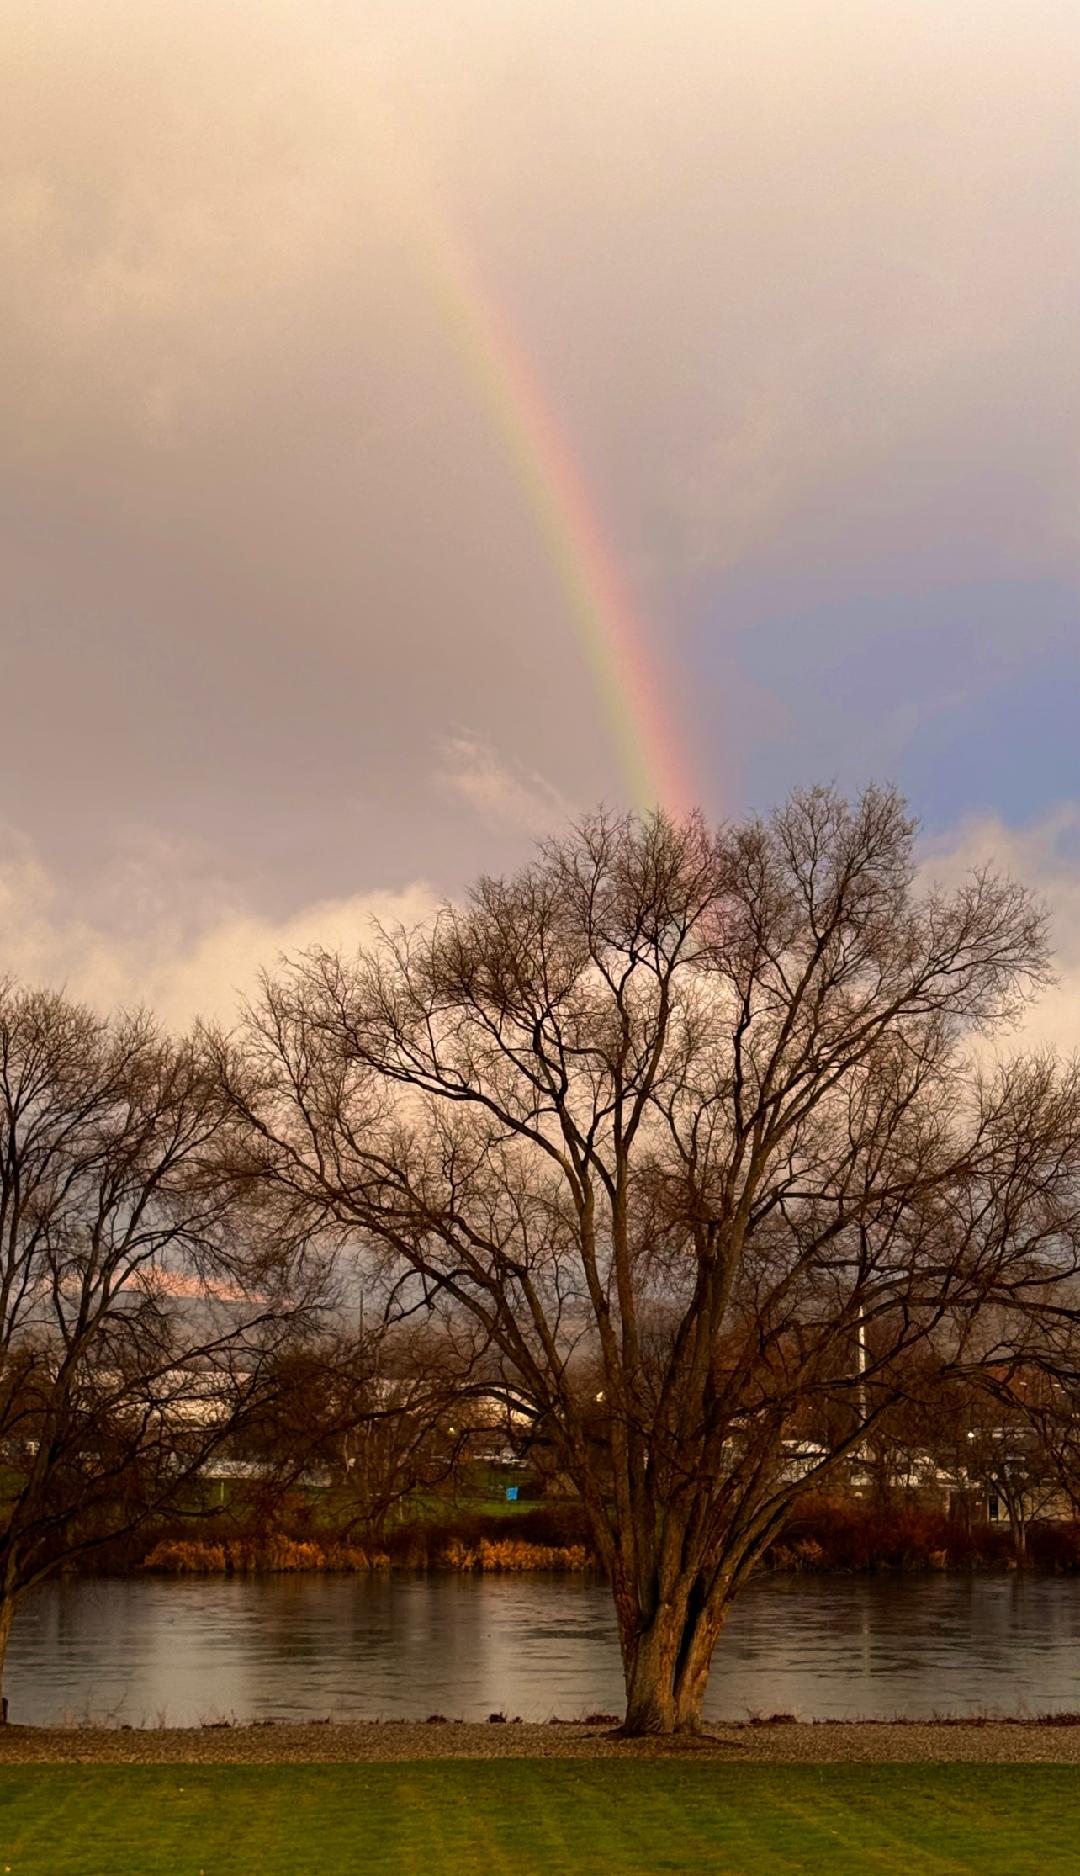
[141,1535,592,1573]
[125,1498,1080,1576]
[4,1717,1080,1763]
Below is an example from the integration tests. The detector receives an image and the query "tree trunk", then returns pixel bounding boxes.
[619,1582,725,1736]
[673,1610,725,1733]
[1010,1501,1028,1567]
[622,1610,681,1734]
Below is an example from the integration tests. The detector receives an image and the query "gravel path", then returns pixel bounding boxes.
[2,1720,1080,1764]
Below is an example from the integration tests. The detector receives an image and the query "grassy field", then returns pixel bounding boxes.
[0,1761,1077,1875]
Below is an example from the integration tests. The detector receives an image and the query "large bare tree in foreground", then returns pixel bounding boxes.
[0,983,311,1713]
[222,788,1080,1733]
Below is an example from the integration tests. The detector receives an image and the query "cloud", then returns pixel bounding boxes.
[1,0,1078,905]
[921,806,1080,1056]
[6,799,1080,1068]
[0,2,386,452]
[0,824,434,1032]
[436,737,575,836]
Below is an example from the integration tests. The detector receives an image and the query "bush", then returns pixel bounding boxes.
[143,1541,227,1574]
[1027,1522,1080,1572]
[380,1501,593,1567]
[764,1495,1016,1572]
[142,1538,390,1575]
[441,1539,592,1572]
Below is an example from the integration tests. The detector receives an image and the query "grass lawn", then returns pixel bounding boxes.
[0,1760,1075,1875]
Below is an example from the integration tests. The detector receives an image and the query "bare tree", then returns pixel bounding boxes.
[941,1368,1080,1561]
[235,1316,491,1544]
[1020,1379,1080,1523]
[0,981,314,1714]
[218,788,1080,1732]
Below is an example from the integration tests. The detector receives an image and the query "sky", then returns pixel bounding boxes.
[2,0,1079,1037]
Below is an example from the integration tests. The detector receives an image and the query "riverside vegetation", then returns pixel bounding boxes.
[130,1493,1080,1576]
[142,1535,592,1574]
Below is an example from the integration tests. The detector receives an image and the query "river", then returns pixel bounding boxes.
[9,1573,1080,1727]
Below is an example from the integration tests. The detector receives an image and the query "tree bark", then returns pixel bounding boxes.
[1009,1500,1028,1568]
[618,1576,727,1736]
[621,1611,681,1734]
[673,1610,725,1733]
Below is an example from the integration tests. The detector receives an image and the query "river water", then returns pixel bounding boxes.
[9,1573,1080,1727]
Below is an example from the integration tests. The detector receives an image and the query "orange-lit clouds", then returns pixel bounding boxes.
[0,823,434,1028]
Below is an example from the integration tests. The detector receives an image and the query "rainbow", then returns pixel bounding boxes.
[386,142,694,819]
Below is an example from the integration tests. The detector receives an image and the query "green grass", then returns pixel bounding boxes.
[0,1762,1076,1875]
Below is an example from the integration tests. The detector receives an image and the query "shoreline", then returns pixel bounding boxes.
[3,1718,1080,1764]
[68,1555,1079,1580]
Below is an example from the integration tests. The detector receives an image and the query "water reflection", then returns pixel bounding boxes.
[9,1572,1080,1727]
